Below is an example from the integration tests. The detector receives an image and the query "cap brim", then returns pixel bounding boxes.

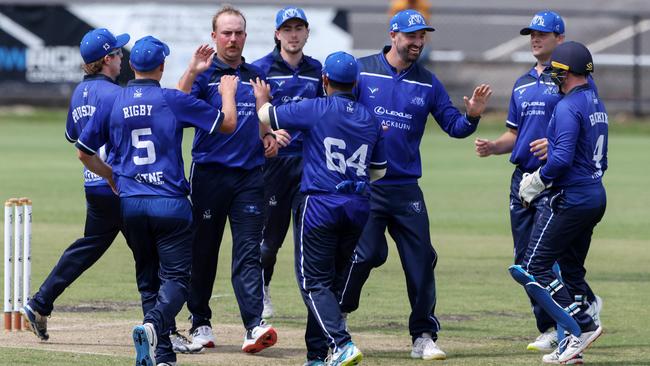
[114,33,130,48]
[397,25,435,33]
[276,17,308,29]
[520,26,552,35]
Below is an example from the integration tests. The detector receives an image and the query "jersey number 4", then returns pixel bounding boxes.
[132,128,157,165]
[324,137,368,176]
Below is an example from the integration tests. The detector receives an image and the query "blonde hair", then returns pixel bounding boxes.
[82,58,104,75]
[212,4,246,32]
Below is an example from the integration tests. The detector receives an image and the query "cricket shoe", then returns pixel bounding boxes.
[262,285,274,319]
[20,304,49,341]
[542,347,584,364]
[527,328,559,352]
[557,325,603,363]
[327,341,362,366]
[133,323,157,366]
[190,325,215,348]
[157,363,177,366]
[411,333,446,360]
[303,360,327,366]
[586,295,603,327]
[171,330,203,354]
[242,320,277,353]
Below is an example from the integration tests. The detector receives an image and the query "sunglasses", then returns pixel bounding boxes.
[107,49,123,57]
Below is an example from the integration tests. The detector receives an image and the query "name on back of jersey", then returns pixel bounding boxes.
[72,105,96,123]
[589,112,608,126]
[123,104,153,119]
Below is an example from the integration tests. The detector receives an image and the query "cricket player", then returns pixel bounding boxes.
[252,51,387,366]
[475,12,602,356]
[337,9,492,360]
[251,6,324,319]
[21,28,129,341]
[513,41,606,364]
[76,35,238,366]
[176,5,278,352]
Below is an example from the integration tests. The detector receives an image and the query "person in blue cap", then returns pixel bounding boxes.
[337,9,492,361]
[251,51,387,366]
[474,11,602,357]
[251,6,325,320]
[21,27,129,342]
[515,40,606,364]
[75,35,238,366]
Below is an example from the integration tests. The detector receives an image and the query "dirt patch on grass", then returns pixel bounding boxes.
[0,312,429,365]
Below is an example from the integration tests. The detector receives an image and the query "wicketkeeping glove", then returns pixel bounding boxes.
[518,168,551,208]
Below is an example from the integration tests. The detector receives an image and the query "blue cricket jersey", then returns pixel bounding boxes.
[356,46,478,185]
[268,92,386,194]
[252,47,324,156]
[507,67,562,172]
[76,79,223,197]
[65,74,121,192]
[507,67,600,172]
[541,83,608,205]
[190,57,266,169]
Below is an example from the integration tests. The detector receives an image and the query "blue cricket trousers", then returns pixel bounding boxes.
[338,183,440,342]
[295,193,369,361]
[30,187,121,315]
[523,187,606,331]
[188,163,265,331]
[261,155,303,286]
[120,196,193,365]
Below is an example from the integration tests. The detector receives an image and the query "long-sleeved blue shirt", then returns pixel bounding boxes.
[355,46,478,185]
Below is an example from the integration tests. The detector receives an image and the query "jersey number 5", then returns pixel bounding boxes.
[132,128,157,165]
[324,137,368,176]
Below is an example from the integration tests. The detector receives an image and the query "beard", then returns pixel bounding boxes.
[397,43,422,63]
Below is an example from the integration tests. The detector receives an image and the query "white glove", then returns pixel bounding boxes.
[519,168,551,208]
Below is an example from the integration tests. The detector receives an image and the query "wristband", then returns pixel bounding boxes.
[263,132,276,139]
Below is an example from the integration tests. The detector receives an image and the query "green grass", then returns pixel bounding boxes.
[0,109,649,365]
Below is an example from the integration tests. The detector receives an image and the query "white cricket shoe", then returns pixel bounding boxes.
[411,333,446,360]
[586,295,603,327]
[171,330,204,354]
[527,328,559,352]
[542,347,584,364]
[191,325,216,348]
[262,285,274,319]
[557,326,603,363]
[133,323,157,366]
[242,320,277,353]
[157,363,177,366]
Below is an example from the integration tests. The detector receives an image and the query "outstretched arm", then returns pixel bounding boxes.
[177,44,214,93]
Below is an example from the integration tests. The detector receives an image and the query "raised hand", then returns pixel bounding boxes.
[464,84,493,118]
[188,44,215,74]
[249,77,271,105]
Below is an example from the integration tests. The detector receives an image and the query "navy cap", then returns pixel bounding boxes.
[79,28,130,64]
[520,10,565,35]
[323,51,358,84]
[130,36,170,72]
[549,41,593,75]
[389,10,434,33]
[275,7,308,29]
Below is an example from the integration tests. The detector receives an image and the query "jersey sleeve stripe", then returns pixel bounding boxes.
[75,139,96,155]
[369,161,388,169]
[209,110,223,134]
[506,120,518,128]
[65,130,76,143]
[270,106,280,130]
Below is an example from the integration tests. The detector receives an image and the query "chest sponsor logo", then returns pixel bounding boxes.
[281,95,304,103]
[374,106,412,120]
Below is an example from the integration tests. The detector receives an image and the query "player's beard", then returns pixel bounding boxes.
[397,43,422,64]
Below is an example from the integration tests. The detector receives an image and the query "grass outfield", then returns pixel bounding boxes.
[0,108,649,365]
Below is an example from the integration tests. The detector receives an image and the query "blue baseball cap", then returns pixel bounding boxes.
[549,41,593,74]
[275,7,308,29]
[129,36,170,72]
[79,28,130,64]
[389,10,434,33]
[323,51,358,84]
[520,10,565,35]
